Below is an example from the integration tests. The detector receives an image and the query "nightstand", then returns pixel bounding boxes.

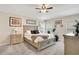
[10,34,23,45]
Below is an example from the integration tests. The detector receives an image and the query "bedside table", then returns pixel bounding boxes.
[10,34,23,45]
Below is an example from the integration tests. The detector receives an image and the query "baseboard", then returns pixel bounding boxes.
[0,43,10,46]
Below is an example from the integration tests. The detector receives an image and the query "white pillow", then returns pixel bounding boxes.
[26,30,31,34]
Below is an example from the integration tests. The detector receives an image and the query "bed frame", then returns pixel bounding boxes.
[23,25,55,50]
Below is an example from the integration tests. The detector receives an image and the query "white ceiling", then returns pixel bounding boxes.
[0,4,79,20]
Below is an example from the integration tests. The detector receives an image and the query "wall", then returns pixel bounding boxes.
[45,14,79,39]
[0,12,39,46]
[0,12,24,46]
[0,11,47,46]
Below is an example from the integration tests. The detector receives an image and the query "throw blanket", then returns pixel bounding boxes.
[34,36,44,43]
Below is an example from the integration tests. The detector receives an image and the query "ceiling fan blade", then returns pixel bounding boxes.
[47,7,53,9]
[35,8,41,9]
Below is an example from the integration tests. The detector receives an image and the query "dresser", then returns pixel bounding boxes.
[63,33,79,55]
[10,34,23,45]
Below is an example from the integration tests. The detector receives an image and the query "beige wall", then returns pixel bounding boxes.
[0,12,38,46]
[0,12,24,45]
[45,14,79,39]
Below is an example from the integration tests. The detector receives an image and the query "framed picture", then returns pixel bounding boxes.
[55,20,63,27]
[26,19,36,25]
[55,20,62,24]
[9,17,21,27]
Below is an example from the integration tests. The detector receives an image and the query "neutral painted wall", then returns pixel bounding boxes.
[0,12,24,45]
[0,12,39,46]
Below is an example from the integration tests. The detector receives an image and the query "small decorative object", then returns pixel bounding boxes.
[47,31,50,34]
[52,28,56,32]
[9,17,21,27]
[26,19,36,25]
[11,28,17,34]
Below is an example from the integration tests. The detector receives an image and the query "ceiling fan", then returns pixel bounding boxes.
[35,4,53,13]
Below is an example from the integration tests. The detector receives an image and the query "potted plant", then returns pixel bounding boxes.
[73,20,79,36]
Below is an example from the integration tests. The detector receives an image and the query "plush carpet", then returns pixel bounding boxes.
[0,39,64,55]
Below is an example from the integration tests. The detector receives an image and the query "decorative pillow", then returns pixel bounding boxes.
[31,30,39,34]
[34,36,44,43]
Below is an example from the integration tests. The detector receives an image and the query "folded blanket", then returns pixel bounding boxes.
[34,36,44,43]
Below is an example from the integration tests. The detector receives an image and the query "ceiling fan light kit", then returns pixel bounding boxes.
[40,9,48,13]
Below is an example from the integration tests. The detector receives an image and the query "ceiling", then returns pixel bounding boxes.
[0,4,79,20]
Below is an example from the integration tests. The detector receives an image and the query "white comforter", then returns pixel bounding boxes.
[24,33,54,43]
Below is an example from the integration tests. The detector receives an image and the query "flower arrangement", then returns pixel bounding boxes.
[11,28,17,34]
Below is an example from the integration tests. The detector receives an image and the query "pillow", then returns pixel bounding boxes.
[35,30,39,34]
[26,30,31,34]
[34,36,44,43]
[31,30,34,34]
[31,30,39,34]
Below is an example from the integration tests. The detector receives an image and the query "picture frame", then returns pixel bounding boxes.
[55,20,62,24]
[55,20,63,27]
[9,17,21,27]
[26,19,36,25]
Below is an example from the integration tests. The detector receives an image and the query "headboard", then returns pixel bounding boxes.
[23,25,38,34]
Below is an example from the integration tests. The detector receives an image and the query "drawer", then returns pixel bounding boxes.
[10,34,22,45]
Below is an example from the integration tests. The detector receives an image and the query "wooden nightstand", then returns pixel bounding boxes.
[10,34,23,45]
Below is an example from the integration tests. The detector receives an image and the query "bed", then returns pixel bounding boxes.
[23,25,55,50]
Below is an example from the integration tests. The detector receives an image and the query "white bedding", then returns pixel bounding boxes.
[34,36,44,43]
[24,33,54,43]
[24,34,32,41]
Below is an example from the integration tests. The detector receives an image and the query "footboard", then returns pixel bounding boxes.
[24,34,55,51]
[37,38,55,50]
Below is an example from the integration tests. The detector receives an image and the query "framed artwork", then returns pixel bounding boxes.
[9,17,21,27]
[55,20,63,27]
[55,20,62,24]
[26,19,36,25]
[60,24,63,27]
